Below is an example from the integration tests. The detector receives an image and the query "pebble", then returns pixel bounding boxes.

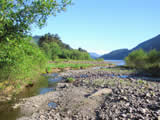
[17,67,160,120]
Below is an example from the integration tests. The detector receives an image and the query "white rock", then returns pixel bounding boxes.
[89,88,112,97]
[57,83,69,88]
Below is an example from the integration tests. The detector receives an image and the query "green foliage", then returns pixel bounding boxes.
[0,0,72,42]
[47,62,93,70]
[70,50,91,60]
[0,0,71,81]
[0,38,47,81]
[125,49,147,69]
[147,49,160,63]
[41,42,61,60]
[0,0,71,94]
[66,77,75,83]
[39,33,92,60]
[60,49,91,60]
[138,80,145,85]
[39,33,71,49]
[125,49,160,76]
[46,67,52,73]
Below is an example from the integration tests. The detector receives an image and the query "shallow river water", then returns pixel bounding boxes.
[104,60,125,66]
[0,73,62,120]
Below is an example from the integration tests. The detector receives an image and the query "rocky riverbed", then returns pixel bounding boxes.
[17,67,160,120]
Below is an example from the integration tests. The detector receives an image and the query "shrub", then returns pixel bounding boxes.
[66,77,75,83]
[147,49,160,64]
[0,38,47,81]
[125,49,147,69]
[41,42,61,60]
[59,49,91,60]
[125,49,160,76]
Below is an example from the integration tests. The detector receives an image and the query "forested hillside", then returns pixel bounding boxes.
[33,33,91,60]
[131,34,160,52]
[100,34,160,60]
[100,49,129,60]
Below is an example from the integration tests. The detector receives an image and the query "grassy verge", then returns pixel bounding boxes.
[46,59,112,73]
[46,63,93,71]
[0,70,46,98]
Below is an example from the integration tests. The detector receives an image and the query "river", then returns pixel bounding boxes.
[0,60,125,120]
[0,73,62,120]
[104,60,125,66]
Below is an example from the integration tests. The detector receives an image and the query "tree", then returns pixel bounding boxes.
[0,0,72,42]
[38,33,72,49]
[39,33,61,46]
[78,48,87,52]
[41,42,61,60]
[125,49,147,69]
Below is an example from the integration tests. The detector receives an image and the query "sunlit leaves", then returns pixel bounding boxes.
[0,38,47,80]
[0,0,72,42]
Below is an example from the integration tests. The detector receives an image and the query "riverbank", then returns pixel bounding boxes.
[0,60,112,101]
[0,60,114,120]
[17,65,160,120]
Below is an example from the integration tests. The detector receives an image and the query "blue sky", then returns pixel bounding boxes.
[32,0,160,55]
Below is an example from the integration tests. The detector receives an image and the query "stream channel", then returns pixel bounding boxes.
[1,60,158,120]
[0,61,124,120]
[0,73,62,120]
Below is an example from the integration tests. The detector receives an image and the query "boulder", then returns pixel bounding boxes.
[57,83,69,88]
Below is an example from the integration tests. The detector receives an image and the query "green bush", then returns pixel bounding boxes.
[125,49,160,76]
[59,49,91,60]
[0,38,47,81]
[41,42,61,60]
[125,49,147,69]
[58,49,71,59]
[66,77,75,83]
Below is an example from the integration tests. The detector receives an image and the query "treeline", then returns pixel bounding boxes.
[38,33,91,60]
[0,32,91,82]
[125,49,160,76]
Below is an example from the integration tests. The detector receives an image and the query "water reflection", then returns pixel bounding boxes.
[40,88,55,94]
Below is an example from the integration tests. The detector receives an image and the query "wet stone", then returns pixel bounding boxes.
[48,102,57,108]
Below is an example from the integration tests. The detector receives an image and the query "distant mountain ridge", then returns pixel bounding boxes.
[131,34,160,52]
[89,52,101,59]
[100,49,129,60]
[100,34,160,60]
